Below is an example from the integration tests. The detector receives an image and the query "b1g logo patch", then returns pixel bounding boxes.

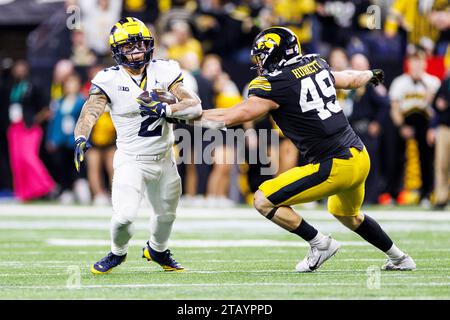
[118,86,129,92]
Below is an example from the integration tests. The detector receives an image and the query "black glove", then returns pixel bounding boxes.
[74,136,90,172]
[136,91,171,119]
[369,69,384,87]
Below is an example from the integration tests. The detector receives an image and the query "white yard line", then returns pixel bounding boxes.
[0,204,449,221]
[45,238,370,247]
[1,282,449,290]
[2,272,447,280]
[1,220,449,232]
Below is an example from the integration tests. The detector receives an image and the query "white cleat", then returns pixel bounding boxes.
[295,235,340,272]
[382,254,416,271]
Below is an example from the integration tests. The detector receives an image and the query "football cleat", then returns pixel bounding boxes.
[382,254,416,271]
[295,235,340,272]
[91,252,127,275]
[142,241,185,272]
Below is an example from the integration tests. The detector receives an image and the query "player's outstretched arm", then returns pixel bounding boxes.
[195,96,278,128]
[168,82,202,119]
[74,90,108,139]
[332,69,384,89]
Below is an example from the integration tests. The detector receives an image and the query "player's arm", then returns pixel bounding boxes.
[73,86,108,172]
[195,95,278,128]
[74,91,108,139]
[332,69,384,89]
[167,82,202,119]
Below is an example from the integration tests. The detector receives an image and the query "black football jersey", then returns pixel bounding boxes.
[248,54,364,164]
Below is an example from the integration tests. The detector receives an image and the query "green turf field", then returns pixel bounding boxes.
[0,204,449,299]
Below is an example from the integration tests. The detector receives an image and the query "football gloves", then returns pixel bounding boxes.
[369,69,384,87]
[74,136,90,173]
[136,91,171,119]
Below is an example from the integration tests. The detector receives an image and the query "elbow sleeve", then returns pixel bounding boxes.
[171,103,203,120]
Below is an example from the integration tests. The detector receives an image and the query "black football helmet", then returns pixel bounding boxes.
[250,26,301,75]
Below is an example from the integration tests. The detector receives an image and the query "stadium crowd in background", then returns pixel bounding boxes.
[0,0,448,210]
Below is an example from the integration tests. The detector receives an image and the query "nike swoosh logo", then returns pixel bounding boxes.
[310,257,322,271]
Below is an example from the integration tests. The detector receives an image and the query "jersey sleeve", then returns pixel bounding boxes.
[247,76,273,99]
[91,68,117,103]
[316,56,335,84]
[154,59,184,91]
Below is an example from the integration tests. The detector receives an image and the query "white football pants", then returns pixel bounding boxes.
[110,148,182,256]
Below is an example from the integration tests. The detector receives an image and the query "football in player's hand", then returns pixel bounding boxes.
[150,89,177,105]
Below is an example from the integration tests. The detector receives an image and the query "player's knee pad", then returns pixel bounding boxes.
[112,209,135,225]
[113,201,140,224]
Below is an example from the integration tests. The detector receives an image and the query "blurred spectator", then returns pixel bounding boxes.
[189,53,217,202]
[428,73,450,210]
[164,20,203,63]
[348,53,390,204]
[316,0,374,52]
[202,54,241,206]
[269,0,317,53]
[27,0,74,99]
[81,64,105,98]
[384,0,449,50]
[121,0,160,25]
[78,0,122,59]
[389,47,441,205]
[51,60,75,102]
[329,48,351,114]
[70,30,97,69]
[191,0,260,59]
[6,60,55,201]
[0,59,13,192]
[86,108,116,206]
[175,64,201,206]
[46,73,90,204]
[329,47,350,71]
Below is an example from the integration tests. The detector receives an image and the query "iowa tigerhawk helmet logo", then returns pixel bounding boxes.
[256,33,281,51]
[251,27,301,75]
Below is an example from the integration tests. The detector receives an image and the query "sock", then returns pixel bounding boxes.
[385,244,405,259]
[291,219,319,242]
[354,214,394,253]
[150,213,176,252]
[308,232,329,248]
[110,215,135,256]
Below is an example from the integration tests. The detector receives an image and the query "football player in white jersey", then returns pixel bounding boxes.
[74,17,202,274]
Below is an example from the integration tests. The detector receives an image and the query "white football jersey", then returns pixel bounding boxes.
[389,73,441,114]
[91,59,184,155]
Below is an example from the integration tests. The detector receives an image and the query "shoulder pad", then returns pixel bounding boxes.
[92,66,119,84]
[151,59,180,71]
[248,76,272,93]
[151,59,183,90]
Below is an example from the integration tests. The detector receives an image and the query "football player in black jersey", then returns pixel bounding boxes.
[196,27,415,272]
